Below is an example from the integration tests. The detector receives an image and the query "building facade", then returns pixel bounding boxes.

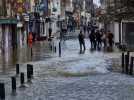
[0,0,18,52]
[100,0,134,49]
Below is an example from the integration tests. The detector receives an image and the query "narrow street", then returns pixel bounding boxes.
[0,39,134,100]
[1,0,134,100]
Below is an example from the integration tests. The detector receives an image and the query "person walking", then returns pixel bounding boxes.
[101,31,107,49]
[78,30,86,53]
[87,22,91,34]
[48,26,52,38]
[28,32,33,47]
[83,22,87,34]
[96,30,102,49]
[61,20,67,41]
[89,29,96,49]
[107,31,114,50]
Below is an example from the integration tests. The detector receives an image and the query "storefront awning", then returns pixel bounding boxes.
[0,18,17,24]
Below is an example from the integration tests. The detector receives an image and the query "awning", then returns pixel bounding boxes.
[0,18,17,24]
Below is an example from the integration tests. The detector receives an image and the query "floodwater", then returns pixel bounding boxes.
[0,39,121,75]
[0,41,54,73]
[1,39,134,100]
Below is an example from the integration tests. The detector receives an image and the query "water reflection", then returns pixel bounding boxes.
[0,42,52,73]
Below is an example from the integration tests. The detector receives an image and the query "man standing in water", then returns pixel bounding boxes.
[78,30,86,53]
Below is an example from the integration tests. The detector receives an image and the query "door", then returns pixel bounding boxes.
[122,22,134,49]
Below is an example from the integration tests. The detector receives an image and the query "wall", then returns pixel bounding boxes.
[50,0,61,17]
[106,22,120,43]
[114,22,119,43]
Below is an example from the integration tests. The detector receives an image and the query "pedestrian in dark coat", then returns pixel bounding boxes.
[49,27,52,38]
[89,29,96,49]
[96,30,102,49]
[101,32,107,48]
[107,31,114,51]
[78,31,86,52]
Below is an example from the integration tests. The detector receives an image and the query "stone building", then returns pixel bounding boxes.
[0,0,17,50]
[100,0,134,49]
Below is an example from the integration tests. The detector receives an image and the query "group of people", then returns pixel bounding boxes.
[78,29,114,53]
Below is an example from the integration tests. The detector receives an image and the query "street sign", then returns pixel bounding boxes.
[24,15,29,21]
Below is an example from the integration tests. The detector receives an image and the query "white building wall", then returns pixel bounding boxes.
[50,0,61,17]
[114,22,119,43]
[107,22,120,43]
[30,0,35,12]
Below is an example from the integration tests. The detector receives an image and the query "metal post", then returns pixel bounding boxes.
[26,22,29,44]
[27,65,32,81]
[50,45,52,51]
[20,73,25,85]
[31,47,33,57]
[0,83,5,100]
[54,46,57,53]
[129,57,134,75]
[127,51,130,65]
[27,64,33,77]
[11,76,16,92]
[59,42,61,57]
[122,53,125,73]
[16,64,20,75]
[125,55,129,74]
[90,0,94,24]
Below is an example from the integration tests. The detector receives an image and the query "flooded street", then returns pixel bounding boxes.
[0,41,54,73]
[0,39,134,100]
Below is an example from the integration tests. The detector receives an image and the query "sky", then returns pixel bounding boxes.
[93,0,100,6]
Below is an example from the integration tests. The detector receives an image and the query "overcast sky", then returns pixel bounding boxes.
[93,0,100,6]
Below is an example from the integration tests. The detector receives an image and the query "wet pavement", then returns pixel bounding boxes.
[0,41,55,73]
[0,39,134,100]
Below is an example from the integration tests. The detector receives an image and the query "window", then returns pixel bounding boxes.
[0,6,2,16]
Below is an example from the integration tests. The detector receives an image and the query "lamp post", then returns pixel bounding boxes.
[90,0,94,24]
[84,0,86,18]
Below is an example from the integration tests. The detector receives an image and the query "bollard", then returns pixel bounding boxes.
[125,55,129,74]
[27,65,32,81]
[16,64,20,75]
[11,76,16,92]
[50,45,52,51]
[27,64,33,77]
[54,46,57,53]
[129,57,134,75]
[59,42,61,57]
[122,53,125,73]
[31,48,33,57]
[20,73,25,85]
[127,51,130,65]
[0,83,5,100]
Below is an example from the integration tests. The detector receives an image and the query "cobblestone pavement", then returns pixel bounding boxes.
[6,73,134,100]
[1,39,134,100]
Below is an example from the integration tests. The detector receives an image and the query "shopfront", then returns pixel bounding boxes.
[0,18,17,50]
[121,20,134,50]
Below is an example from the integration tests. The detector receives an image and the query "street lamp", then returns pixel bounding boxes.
[90,0,94,24]
[84,0,86,18]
